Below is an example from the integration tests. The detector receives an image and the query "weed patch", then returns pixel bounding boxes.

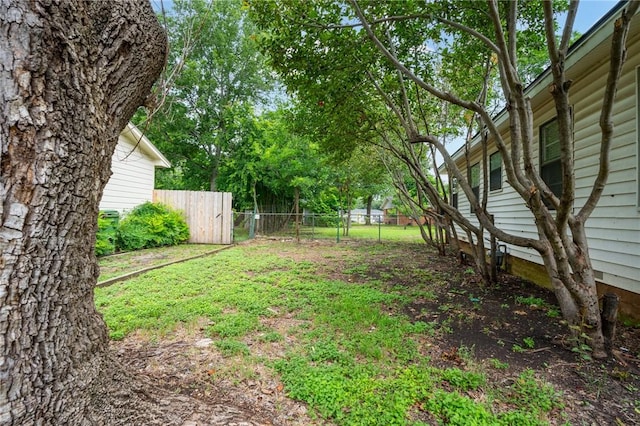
[215,339,251,357]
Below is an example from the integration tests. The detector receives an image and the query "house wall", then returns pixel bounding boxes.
[99,135,158,213]
[453,17,640,306]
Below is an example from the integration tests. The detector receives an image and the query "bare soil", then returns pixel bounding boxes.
[108,239,640,425]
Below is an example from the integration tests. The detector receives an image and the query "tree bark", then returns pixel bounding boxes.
[365,194,373,225]
[0,1,166,424]
[601,292,619,354]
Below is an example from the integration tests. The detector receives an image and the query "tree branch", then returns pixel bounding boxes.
[579,1,640,220]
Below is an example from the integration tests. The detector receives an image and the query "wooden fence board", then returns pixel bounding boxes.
[153,190,232,244]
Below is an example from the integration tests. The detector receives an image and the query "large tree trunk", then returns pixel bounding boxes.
[0,1,166,424]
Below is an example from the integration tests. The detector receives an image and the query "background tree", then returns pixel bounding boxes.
[141,0,273,191]
[0,1,168,423]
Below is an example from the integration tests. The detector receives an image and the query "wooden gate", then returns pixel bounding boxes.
[153,190,232,244]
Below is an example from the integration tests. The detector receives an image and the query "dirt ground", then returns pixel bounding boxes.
[109,239,640,425]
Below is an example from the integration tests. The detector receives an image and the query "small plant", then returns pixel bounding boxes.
[425,390,495,424]
[208,313,260,338]
[546,308,561,318]
[515,295,546,308]
[215,339,250,357]
[441,368,486,391]
[308,340,349,364]
[489,358,509,369]
[621,318,640,328]
[516,295,563,319]
[512,344,526,353]
[464,267,475,275]
[501,369,563,413]
[261,331,283,342]
[440,318,453,334]
[523,337,535,349]
[568,328,594,361]
[438,303,452,312]
[457,345,476,364]
[411,320,437,335]
[571,343,593,361]
[610,367,630,381]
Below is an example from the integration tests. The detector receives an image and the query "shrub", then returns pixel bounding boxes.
[96,211,117,256]
[116,202,189,251]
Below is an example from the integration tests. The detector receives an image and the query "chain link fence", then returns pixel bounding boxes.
[232,211,430,243]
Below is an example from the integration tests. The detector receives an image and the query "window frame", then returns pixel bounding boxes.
[470,162,480,213]
[450,177,458,209]
[489,151,502,191]
[539,116,563,208]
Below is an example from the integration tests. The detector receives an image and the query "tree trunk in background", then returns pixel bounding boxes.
[365,194,373,225]
[210,145,222,191]
[0,1,166,424]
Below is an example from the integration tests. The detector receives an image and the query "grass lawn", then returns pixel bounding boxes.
[94,240,577,425]
[97,244,220,281]
[260,223,429,243]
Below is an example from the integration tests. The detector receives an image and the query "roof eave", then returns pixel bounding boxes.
[121,122,171,168]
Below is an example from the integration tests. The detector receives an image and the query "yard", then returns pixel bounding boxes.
[96,239,640,425]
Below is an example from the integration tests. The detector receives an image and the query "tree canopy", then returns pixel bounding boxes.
[140,0,274,191]
[248,0,639,358]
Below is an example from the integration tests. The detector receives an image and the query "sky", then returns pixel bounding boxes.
[567,0,619,33]
[151,0,620,28]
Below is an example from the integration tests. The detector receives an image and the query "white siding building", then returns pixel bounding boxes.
[446,4,640,316]
[99,123,170,213]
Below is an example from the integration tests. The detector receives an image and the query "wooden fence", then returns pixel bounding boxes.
[153,190,233,244]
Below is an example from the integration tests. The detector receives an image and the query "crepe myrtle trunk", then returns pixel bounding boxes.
[534,208,607,357]
[0,1,166,424]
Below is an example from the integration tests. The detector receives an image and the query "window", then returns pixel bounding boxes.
[540,118,562,204]
[489,151,502,191]
[470,163,480,213]
[451,178,458,209]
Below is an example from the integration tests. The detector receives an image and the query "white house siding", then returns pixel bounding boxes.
[99,125,170,214]
[570,29,640,294]
[453,13,640,296]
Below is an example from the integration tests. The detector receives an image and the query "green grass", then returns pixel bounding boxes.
[98,244,220,281]
[264,223,429,243]
[95,241,565,425]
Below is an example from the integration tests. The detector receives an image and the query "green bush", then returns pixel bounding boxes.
[116,202,189,251]
[96,211,117,256]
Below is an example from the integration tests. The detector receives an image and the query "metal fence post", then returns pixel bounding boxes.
[249,211,255,239]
